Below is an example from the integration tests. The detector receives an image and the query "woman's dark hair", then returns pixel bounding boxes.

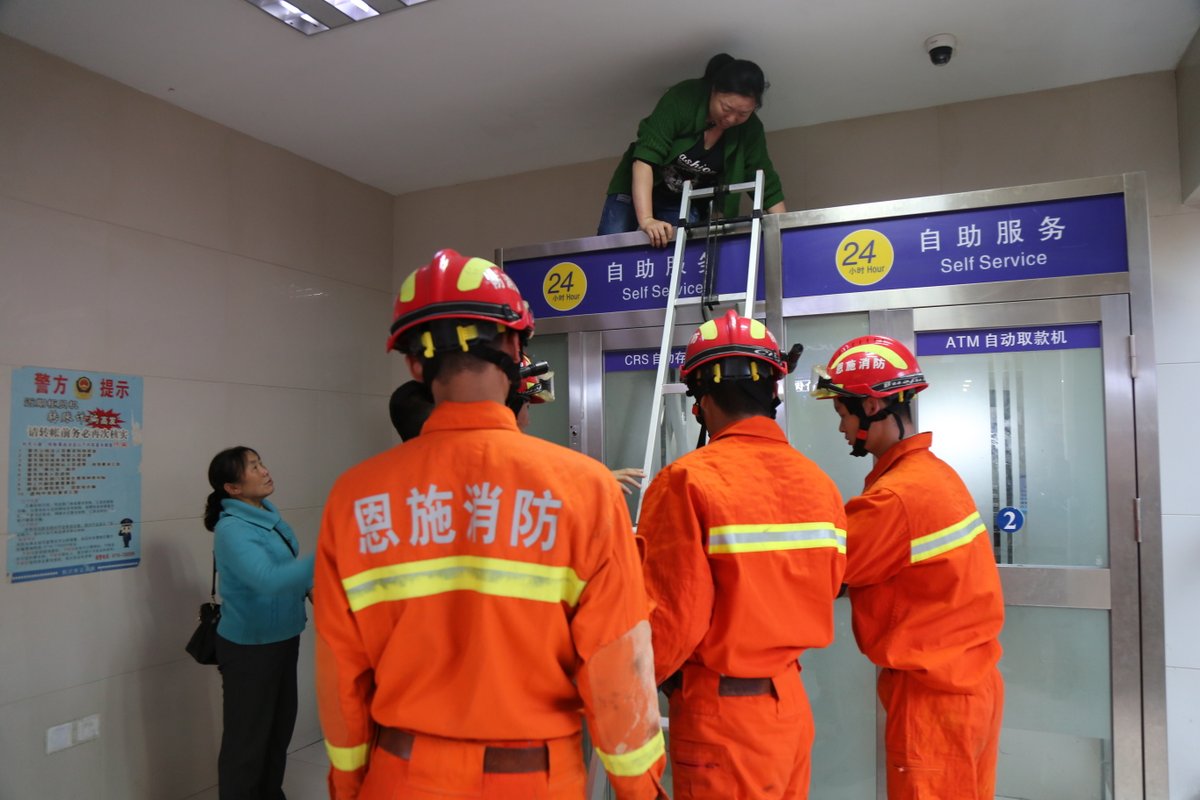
[389,381,434,442]
[204,446,256,531]
[703,53,768,108]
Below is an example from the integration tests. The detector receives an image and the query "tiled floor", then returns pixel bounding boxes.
[184,738,328,800]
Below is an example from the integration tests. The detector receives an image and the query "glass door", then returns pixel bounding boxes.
[908,296,1138,800]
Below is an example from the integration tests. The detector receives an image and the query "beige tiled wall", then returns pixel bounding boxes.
[0,34,394,799]
[393,69,1200,799]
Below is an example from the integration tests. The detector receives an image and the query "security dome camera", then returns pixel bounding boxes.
[924,33,957,66]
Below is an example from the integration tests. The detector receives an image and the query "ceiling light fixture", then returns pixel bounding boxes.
[322,0,378,21]
[245,0,329,34]
[242,0,436,35]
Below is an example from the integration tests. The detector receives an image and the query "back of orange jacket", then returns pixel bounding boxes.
[639,417,848,682]
[314,402,664,798]
[844,432,1004,692]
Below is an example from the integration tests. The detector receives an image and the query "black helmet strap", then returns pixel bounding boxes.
[843,396,909,457]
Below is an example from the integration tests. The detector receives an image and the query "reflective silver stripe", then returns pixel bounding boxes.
[910,512,986,563]
[707,523,846,555]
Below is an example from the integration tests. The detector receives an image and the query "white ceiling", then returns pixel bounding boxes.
[2,0,1198,196]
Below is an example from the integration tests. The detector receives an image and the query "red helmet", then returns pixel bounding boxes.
[387,249,534,354]
[681,310,789,385]
[811,335,928,400]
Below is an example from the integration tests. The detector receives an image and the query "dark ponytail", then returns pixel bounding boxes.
[702,53,768,108]
[204,446,255,532]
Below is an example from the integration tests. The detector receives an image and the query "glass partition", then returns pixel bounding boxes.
[602,336,702,521]
[996,607,1113,799]
[783,312,877,797]
[920,346,1108,567]
[783,313,873,501]
[524,333,571,448]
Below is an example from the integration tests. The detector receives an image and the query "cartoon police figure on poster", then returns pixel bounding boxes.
[7,367,144,583]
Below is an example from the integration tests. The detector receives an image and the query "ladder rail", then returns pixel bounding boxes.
[633,171,766,523]
[742,170,765,318]
[636,181,695,510]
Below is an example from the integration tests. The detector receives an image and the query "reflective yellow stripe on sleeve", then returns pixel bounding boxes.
[910,512,986,563]
[325,740,369,772]
[595,729,666,777]
[341,555,587,612]
[707,523,847,555]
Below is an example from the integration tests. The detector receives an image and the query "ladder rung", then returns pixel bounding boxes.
[675,293,747,307]
[660,383,687,395]
[683,212,758,230]
[684,180,758,200]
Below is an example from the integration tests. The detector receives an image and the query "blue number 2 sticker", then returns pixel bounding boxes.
[996,506,1026,533]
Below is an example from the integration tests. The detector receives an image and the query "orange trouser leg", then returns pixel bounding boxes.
[878,667,1004,800]
[667,663,815,800]
[357,731,586,800]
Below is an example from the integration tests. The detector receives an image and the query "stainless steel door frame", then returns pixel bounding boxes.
[903,295,1142,799]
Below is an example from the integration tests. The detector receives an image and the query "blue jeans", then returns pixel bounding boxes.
[596,193,703,236]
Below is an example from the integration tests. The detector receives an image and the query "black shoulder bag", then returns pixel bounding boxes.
[185,556,221,665]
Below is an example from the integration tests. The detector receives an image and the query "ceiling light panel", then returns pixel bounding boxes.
[242,0,432,35]
[322,0,378,21]
[245,0,329,34]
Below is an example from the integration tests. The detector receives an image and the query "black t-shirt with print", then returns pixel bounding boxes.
[652,134,724,208]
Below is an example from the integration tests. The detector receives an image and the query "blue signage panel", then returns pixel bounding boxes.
[916,322,1101,356]
[8,367,143,583]
[604,348,686,373]
[781,194,1127,298]
[505,235,762,319]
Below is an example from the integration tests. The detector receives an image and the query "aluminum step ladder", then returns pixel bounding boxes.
[632,169,766,523]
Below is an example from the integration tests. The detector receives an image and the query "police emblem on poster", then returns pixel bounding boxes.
[7,367,144,583]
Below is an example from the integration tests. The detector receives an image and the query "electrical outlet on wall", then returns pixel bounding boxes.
[75,714,100,743]
[46,722,73,754]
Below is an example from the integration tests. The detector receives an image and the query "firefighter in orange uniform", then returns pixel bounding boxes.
[812,335,1005,800]
[638,310,847,799]
[314,250,666,799]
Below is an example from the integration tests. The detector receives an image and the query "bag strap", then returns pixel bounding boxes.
[209,554,217,602]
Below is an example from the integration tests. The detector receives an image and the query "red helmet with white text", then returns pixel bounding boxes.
[810,335,927,401]
[811,335,927,457]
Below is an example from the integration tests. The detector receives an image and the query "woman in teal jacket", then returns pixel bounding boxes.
[597,53,787,247]
[205,445,314,800]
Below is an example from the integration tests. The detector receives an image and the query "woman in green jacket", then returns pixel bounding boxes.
[597,53,787,247]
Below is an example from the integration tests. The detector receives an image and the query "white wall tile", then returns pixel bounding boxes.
[1150,210,1200,365]
[1158,363,1200,516]
[139,378,232,524]
[0,197,115,370]
[1087,73,1189,217]
[103,228,232,381]
[0,521,211,706]
[218,253,392,394]
[1163,515,1200,670]
[1167,666,1200,800]
[0,38,117,222]
[106,92,235,253]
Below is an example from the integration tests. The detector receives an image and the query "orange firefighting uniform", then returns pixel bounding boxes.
[844,431,1005,800]
[639,416,847,799]
[314,401,666,800]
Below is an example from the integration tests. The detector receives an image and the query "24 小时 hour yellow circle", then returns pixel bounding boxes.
[543,262,587,312]
[835,229,895,286]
